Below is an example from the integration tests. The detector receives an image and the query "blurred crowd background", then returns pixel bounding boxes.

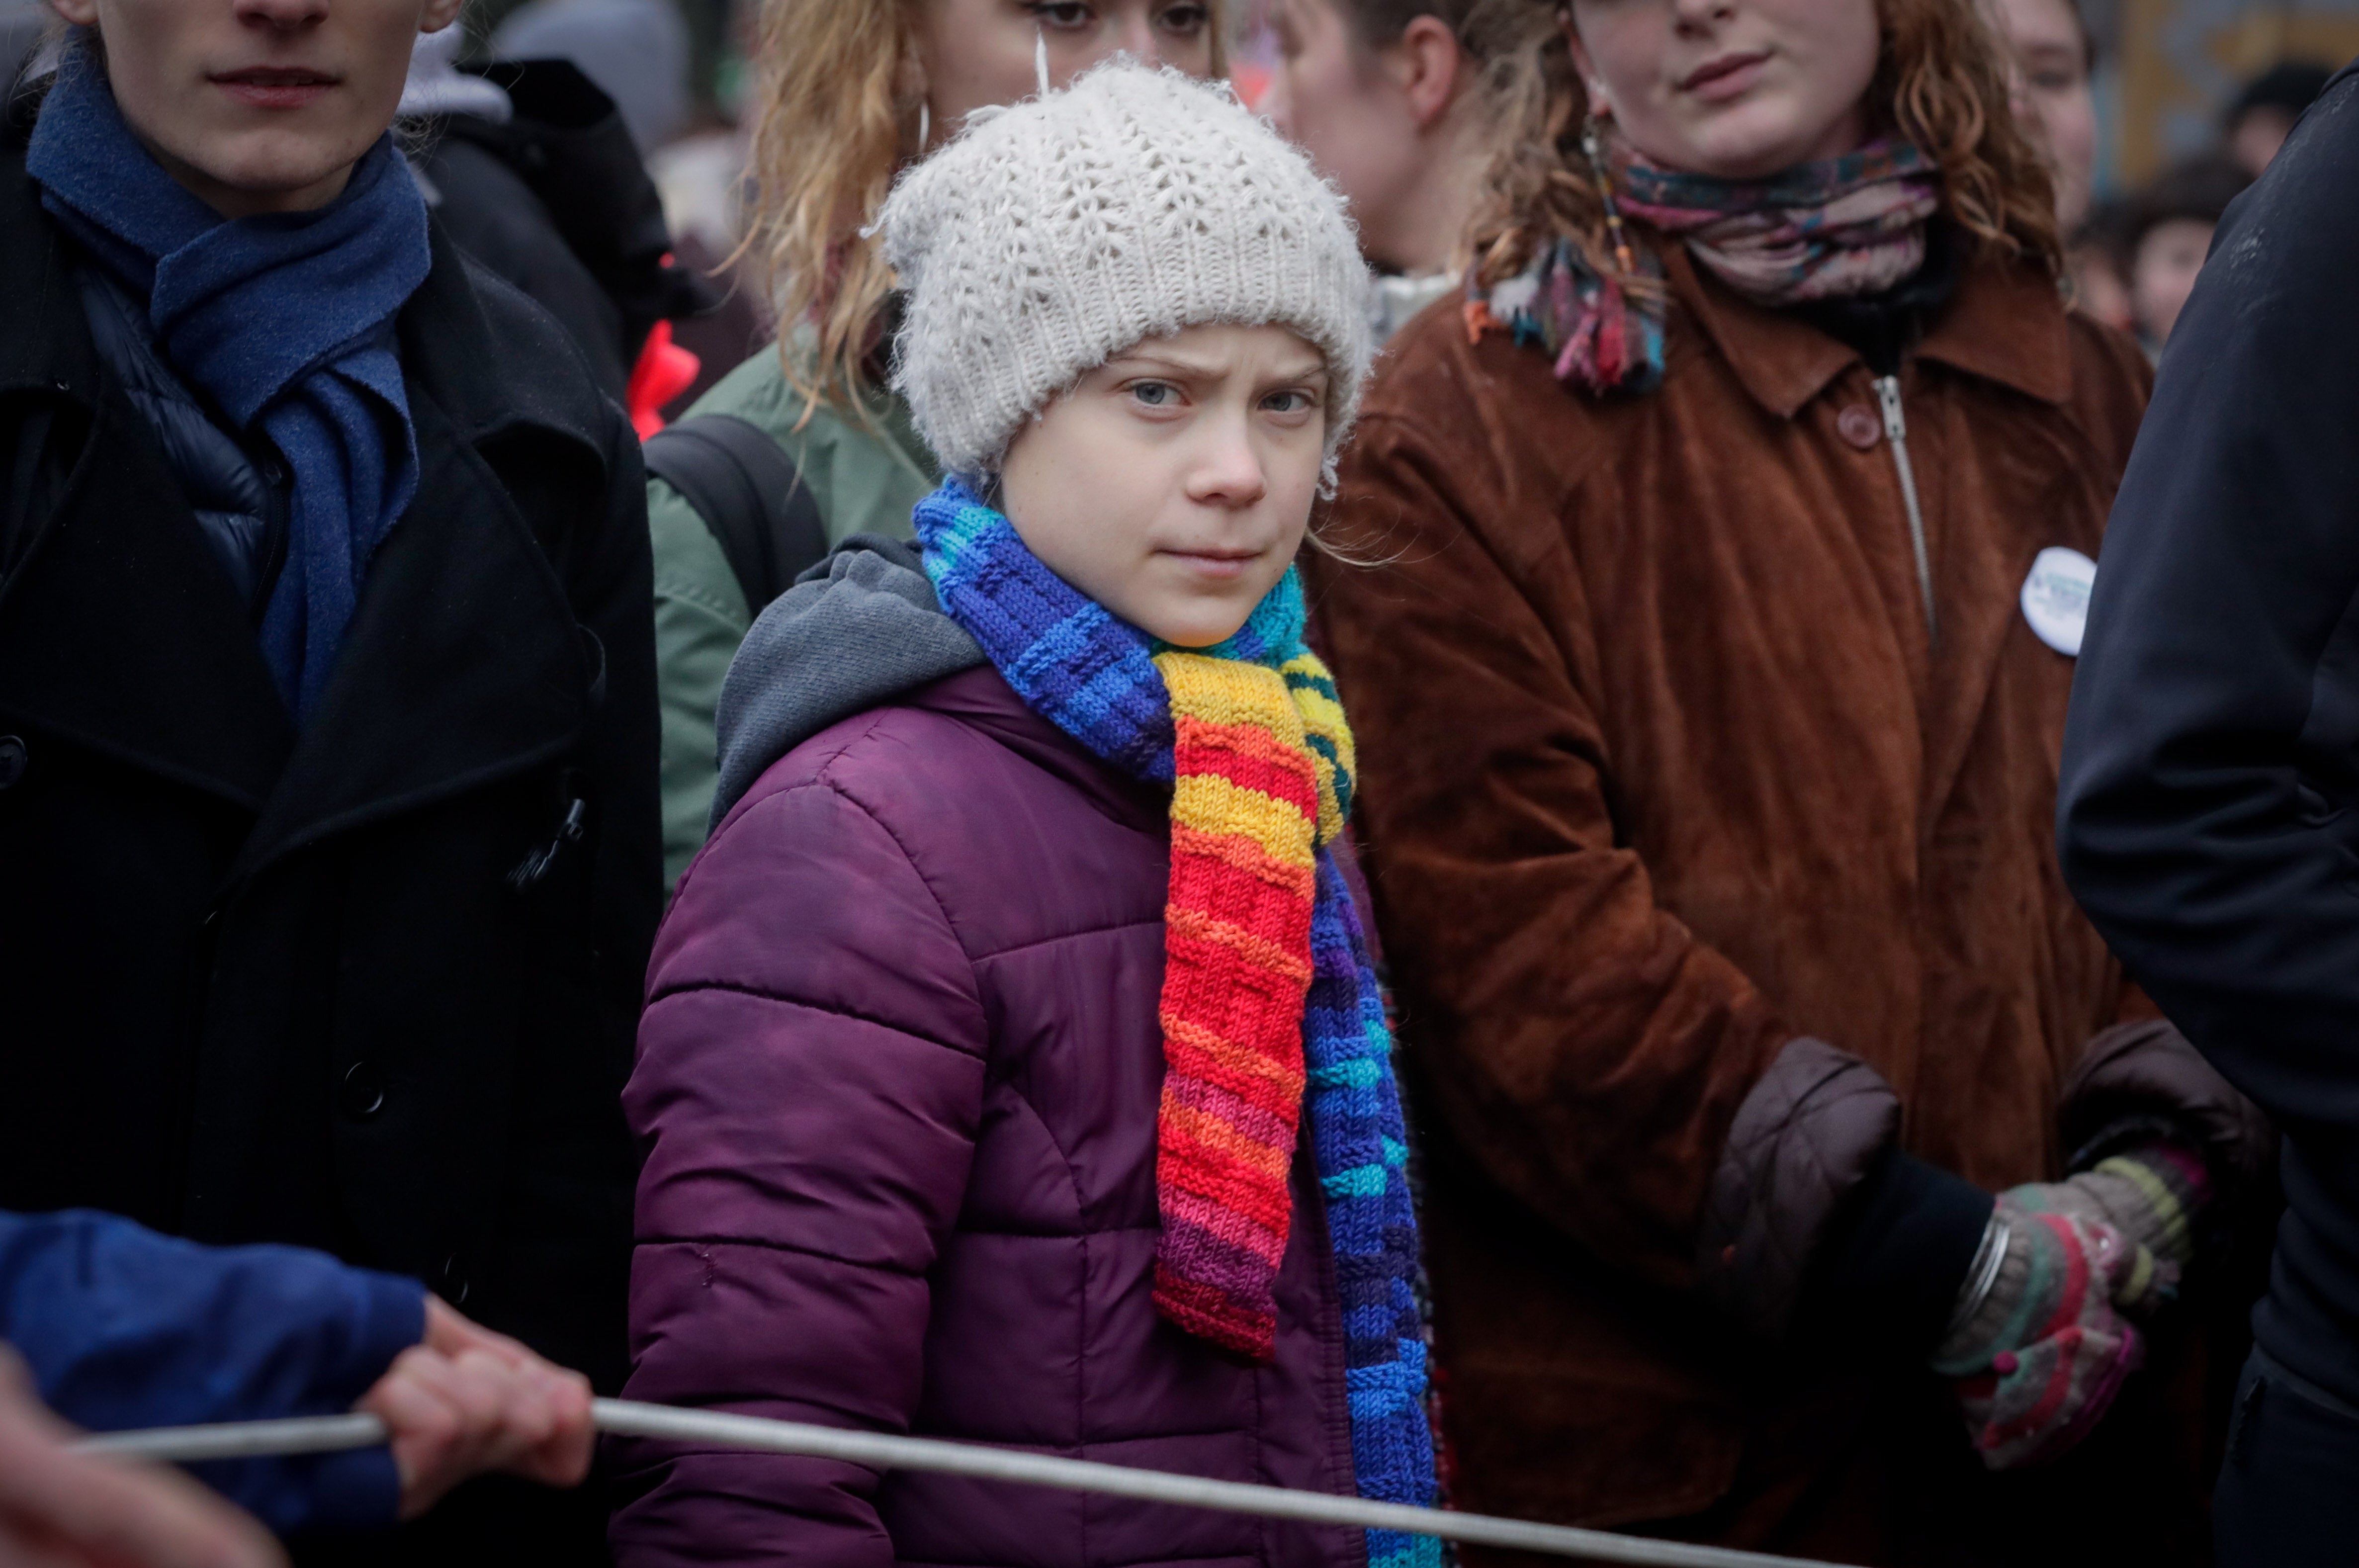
[1231,0,2358,355]
[6,0,2346,401]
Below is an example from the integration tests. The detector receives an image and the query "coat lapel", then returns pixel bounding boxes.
[1668,237,2085,829]
[0,177,608,865]
[1664,238,2073,418]
[224,226,616,884]
[0,157,294,810]
[227,383,598,884]
[1662,247,1856,420]
[1898,261,2079,824]
[0,395,295,807]
[0,131,87,398]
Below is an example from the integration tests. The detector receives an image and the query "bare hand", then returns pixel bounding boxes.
[0,1346,284,1568]
[353,1299,594,1520]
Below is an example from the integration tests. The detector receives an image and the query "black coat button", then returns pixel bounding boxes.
[339,1060,386,1120]
[0,736,25,790]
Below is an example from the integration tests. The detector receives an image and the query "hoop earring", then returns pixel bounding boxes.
[917,98,930,154]
[1581,113,1638,277]
[1035,24,1050,94]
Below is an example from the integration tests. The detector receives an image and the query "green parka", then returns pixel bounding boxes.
[651,346,938,886]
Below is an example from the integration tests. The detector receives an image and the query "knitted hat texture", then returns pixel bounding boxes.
[879,64,1373,482]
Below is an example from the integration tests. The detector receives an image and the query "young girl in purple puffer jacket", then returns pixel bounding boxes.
[609,65,1438,1568]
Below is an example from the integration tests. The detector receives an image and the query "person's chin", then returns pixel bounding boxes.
[1684,127,1818,180]
[1154,622,1244,651]
[194,146,359,211]
[1141,598,1258,650]
[1671,97,1830,179]
[206,150,337,191]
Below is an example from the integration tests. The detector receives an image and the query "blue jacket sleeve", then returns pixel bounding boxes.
[0,1209,427,1536]
[2057,70,2359,1395]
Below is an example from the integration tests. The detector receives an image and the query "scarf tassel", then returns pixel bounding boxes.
[1470,137,1940,398]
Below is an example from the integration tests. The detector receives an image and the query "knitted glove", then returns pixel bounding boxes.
[1931,1199,2149,1469]
[2006,1141,2212,1286]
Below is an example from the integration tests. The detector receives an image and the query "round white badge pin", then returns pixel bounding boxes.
[2020,546,2096,657]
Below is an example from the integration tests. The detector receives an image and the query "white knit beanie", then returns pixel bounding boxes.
[878,63,1373,484]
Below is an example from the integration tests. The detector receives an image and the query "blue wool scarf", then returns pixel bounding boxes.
[28,50,431,721]
[913,478,1439,1568]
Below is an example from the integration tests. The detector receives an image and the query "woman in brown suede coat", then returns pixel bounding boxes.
[1312,1,2271,1563]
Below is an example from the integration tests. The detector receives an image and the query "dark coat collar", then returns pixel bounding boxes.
[0,123,610,460]
[0,129,99,405]
[1663,237,2074,419]
[396,224,613,458]
[0,136,615,887]
[222,378,603,885]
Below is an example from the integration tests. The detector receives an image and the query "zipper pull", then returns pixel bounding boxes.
[1871,374,1939,647]
[1875,374,1908,442]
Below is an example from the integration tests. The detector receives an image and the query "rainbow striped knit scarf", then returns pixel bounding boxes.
[913,479,1438,1568]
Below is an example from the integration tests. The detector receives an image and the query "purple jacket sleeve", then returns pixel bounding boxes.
[609,768,990,1568]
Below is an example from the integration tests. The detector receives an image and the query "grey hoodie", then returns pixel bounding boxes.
[709,535,983,829]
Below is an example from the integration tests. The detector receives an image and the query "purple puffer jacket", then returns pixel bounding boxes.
[609,663,1367,1568]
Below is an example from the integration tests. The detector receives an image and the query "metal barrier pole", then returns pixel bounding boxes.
[80,1399,1851,1568]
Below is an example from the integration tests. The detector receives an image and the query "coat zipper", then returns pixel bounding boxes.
[1873,374,1939,648]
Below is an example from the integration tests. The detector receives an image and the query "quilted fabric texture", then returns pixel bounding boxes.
[1693,1036,1903,1342]
[877,62,1372,482]
[2058,1017,2275,1188]
[610,666,1367,1568]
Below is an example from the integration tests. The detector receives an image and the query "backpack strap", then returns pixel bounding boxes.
[641,414,829,614]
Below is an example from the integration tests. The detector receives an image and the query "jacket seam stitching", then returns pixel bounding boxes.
[636,1232,927,1276]
[969,918,1165,963]
[646,979,979,1058]
[954,1222,1161,1235]
[797,737,972,940]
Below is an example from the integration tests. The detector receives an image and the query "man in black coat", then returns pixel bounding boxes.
[0,23,657,1567]
[2058,62,2359,1568]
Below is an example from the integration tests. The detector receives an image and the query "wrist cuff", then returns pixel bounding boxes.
[1807,1149,1996,1356]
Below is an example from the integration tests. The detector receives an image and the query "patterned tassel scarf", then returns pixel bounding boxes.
[1469,138,1939,395]
[914,479,1439,1568]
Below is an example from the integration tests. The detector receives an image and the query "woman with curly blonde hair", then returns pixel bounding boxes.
[1310,0,2266,1560]
[648,0,1223,887]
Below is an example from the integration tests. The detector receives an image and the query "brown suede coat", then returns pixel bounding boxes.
[1313,249,2189,1562]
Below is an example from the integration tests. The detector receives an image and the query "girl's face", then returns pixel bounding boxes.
[1568,0,1882,179]
[912,0,1216,145]
[998,324,1329,650]
[47,0,465,217]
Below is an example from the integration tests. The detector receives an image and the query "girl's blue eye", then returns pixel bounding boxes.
[1263,390,1315,414]
[1132,382,1176,407]
[1029,1,1093,30]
